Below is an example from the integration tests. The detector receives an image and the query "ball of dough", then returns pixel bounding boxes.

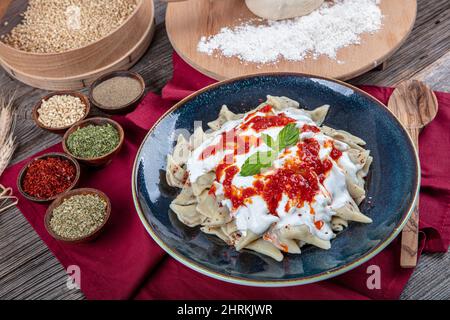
[245,0,324,20]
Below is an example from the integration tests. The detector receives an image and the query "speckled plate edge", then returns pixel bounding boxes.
[132,73,420,287]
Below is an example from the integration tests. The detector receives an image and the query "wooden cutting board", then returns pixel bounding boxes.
[166,0,417,80]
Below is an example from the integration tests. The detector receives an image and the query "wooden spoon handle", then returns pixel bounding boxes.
[400,127,420,268]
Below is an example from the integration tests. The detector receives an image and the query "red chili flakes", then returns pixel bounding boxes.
[222,166,258,209]
[330,146,343,160]
[314,220,324,230]
[199,129,262,160]
[208,184,217,196]
[259,105,274,113]
[22,157,76,199]
[302,124,321,133]
[217,137,336,216]
[240,113,295,132]
[280,243,289,253]
[261,164,319,215]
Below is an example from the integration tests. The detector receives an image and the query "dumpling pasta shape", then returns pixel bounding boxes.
[166,96,372,261]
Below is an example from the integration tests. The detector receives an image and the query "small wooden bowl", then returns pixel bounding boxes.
[32,91,91,134]
[62,117,125,167]
[88,70,145,114]
[44,188,111,244]
[17,152,81,203]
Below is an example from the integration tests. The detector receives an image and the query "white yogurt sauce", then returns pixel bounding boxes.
[185,106,364,242]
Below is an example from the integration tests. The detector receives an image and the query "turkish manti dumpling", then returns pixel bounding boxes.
[166,96,372,261]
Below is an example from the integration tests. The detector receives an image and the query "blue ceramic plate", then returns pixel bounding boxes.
[132,74,419,286]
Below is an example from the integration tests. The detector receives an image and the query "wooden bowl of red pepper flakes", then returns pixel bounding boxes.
[17,153,80,203]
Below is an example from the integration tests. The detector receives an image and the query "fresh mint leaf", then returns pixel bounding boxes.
[277,123,299,149]
[239,123,300,177]
[261,133,276,149]
[240,151,277,177]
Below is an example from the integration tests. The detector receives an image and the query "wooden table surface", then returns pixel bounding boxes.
[0,1,449,300]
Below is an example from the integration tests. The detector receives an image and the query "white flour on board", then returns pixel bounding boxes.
[197,0,383,64]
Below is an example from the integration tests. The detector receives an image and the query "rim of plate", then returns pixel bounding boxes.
[132,72,420,287]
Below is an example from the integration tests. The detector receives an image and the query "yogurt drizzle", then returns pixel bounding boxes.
[186,105,363,243]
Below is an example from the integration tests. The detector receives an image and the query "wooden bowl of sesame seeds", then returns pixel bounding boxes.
[44,188,111,244]
[32,91,91,134]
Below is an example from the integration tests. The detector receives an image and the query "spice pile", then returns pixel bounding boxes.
[92,76,143,109]
[49,194,107,239]
[38,94,86,128]
[67,124,120,159]
[2,0,138,53]
[22,157,76,199]
[198,0,383,63]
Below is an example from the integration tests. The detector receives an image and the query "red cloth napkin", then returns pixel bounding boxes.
[1,53,449,300]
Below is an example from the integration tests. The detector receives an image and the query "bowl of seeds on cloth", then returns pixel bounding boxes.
[44,188,111,243]
[89,70,146,114]
[63,117,124,167]
[32,91,90,134]
[0,0,155,90]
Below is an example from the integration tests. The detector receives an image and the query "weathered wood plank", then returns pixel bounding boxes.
[400,249,450,300]
[351,0,450,87]
[413,52,450,92]
[0,1,171,301]
[0,0,448,300]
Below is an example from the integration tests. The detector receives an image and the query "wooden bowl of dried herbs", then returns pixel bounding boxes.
[17,152,81,203]
[62,117,124,167]
[44,188,111,244]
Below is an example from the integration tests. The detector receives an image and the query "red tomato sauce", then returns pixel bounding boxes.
[199,130,234,160]
[204,111,343,225]
[208,184,217,195]
[259,105,274,113]
[302,124,321,133]
[298,138,333,183]
[216,161,231,181]
[330,147,343,160]
[221,165,258,209]
[241,107,295,132]
[314,220,324,230]
[244,105,274,122]
[215,137,336,217]
[199,130,262,160]
[241,114,295,132]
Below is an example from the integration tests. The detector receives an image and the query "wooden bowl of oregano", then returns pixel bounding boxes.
[62,117,124,167]
[45,188,111,244]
